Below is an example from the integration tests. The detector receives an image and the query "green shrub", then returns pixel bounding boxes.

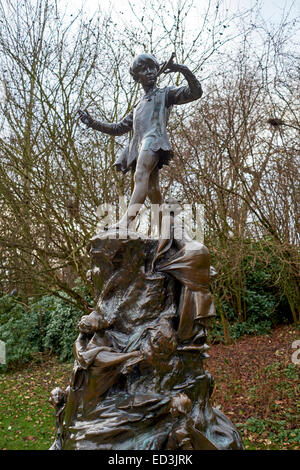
[0,293,25,326]
[0,280,91,368]
[209,243,292,343]
[39,295,83,362]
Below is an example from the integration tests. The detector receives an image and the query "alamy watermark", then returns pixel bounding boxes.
[0,340,6,365]
[291,340,300,365]
[96,198,205,246]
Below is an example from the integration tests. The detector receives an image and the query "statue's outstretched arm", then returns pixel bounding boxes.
[78,109,133,136]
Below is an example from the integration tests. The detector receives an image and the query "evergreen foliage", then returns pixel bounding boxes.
[0,281,91,368]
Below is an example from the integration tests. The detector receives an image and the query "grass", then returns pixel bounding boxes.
[0,355,72,450]
[0,324,299,450]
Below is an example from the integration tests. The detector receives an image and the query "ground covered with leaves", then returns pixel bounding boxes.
[207,324,300,450]
[0,325,299,450]
[0,357,73,450]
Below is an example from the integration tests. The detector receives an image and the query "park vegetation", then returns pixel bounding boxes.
[0,0,299,368]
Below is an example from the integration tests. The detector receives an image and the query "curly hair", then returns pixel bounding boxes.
[130,53,160,82]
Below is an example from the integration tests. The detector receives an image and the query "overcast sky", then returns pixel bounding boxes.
[59,0,299,25]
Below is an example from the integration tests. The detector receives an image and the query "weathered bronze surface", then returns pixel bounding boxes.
[78,53,203,229]
[49,54,245,450]
[49,216,244,450]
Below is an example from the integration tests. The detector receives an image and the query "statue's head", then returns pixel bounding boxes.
[130,53,160,84]
[49,387,65,407]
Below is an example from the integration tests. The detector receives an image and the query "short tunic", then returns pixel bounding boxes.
[115,87,174,172]
[89,76,202,173]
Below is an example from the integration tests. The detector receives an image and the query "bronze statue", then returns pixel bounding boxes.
[48,53,244,451]
[49,230,244,450]
[49,386,69,450]
[78,52,202,230]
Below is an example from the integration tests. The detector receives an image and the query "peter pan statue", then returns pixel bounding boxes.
[78,52,202,230]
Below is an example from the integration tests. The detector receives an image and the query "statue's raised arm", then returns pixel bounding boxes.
[164,62,203,106]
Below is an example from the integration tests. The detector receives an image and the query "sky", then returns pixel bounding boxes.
[59,0,299,25]
[55,0,299,71]
[1,0,298,113]
[55,0,299,78]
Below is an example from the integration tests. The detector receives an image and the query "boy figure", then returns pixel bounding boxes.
[78,53,202,230]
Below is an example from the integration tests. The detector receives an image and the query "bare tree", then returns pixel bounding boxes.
[0,0,298,328]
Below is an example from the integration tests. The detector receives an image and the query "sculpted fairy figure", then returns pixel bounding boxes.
[78,52,203,230]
